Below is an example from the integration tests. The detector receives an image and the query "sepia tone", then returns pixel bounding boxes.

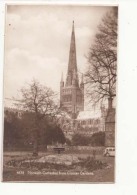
[3,4,117,183]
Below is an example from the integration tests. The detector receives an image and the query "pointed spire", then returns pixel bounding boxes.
[69,20,77,72]
[66,21,79,86]
[72,20,74,31]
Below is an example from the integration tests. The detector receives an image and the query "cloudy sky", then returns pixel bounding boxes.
[4,5,112,100]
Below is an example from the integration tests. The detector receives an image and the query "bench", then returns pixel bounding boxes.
[53,147,65,154]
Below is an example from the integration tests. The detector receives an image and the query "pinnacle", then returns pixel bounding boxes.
[66,21,78,86]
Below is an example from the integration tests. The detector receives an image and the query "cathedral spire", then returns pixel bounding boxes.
[66,21,79,86]
[60,21,84,116]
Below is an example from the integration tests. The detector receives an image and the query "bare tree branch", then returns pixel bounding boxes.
[15,79,61,156]
[85,7,117,106]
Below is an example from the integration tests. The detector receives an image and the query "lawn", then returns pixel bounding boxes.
[2,150,115,183]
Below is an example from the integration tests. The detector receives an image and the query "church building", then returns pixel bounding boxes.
[60,21,84,119]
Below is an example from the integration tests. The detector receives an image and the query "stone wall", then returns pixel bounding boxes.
[105,108,115,147]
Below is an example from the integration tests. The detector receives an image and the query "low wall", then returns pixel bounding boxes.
[47,145,104,153]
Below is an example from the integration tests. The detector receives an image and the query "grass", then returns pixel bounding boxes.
[2,150,115,183]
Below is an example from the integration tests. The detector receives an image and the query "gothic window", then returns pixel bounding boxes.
[77,96,81,103]
[96,119,99,124]
[81,120,86,125]
[94,120,97,126]
[64,94,71,103]
[89,119,93,124]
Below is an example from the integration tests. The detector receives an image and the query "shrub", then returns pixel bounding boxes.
[72,133,90,146]
[78,156,107,171]
[90,132,105,146]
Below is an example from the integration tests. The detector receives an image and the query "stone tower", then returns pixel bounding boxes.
[60,21,84,119]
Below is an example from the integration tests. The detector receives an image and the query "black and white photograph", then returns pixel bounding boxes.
[2,4,117,183]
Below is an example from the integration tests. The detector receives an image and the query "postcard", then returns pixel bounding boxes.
[2,4,117,182]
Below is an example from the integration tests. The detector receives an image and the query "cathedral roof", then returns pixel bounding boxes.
[77,110,101,120]
[4,98,24,111]
[56,111,71,119]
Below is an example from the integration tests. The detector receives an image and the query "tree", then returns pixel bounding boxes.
[72,133,90,146]
[4,110,66,151]
[85,8,118,107]
[18,79,60,156]
[4,113,25,149]
[44,123,66,145]
[91,132,105,146]
[71,132,105,146]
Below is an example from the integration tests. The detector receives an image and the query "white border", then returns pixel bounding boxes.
[1,0,137,195]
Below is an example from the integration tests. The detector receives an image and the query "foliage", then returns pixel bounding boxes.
[4,117,24,149]
[43,123,66,145]
[72,133,90,146]
[65,138,72,146]
[71,132,105,146]
[78,156,107,171]
[6,156,107,172]
[91,132,105,146]
[15,79,62,156]
[4,111,66,150]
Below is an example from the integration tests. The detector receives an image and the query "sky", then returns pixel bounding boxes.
[4,5,112,102]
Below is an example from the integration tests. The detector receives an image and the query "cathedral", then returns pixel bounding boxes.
[60,21,84,119]
[59,21,107,139]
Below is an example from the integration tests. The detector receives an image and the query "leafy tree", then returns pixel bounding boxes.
[91,132,105,146]
[17,79,61,156]
[4,111,66,151]
[65,138,72,146]
[44,123,66,145]
[85,7,118,107]
[71,132,105,146]
[4,115,24,149]
[72,133,90,146]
